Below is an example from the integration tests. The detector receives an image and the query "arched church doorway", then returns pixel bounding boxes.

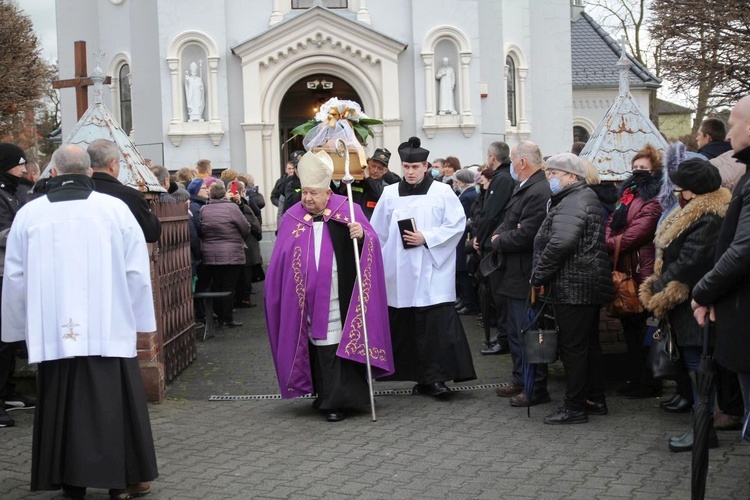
[278,74,362,173]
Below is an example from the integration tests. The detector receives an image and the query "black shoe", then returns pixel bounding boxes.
[543,407,588,425]
[457,306,480,315]
[480,342,510,355]
[662,396,691,413]
[659,394,681,409]
[4,393,35,411]
[585,400,609,416]
[222,320,243,328]
[325,410,345,422]
[0,407,14,428]
[413,382,451,398]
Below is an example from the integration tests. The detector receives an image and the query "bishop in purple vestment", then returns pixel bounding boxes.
[265,150,393,422]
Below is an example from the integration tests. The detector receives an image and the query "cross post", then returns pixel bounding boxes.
[52,41,112,119]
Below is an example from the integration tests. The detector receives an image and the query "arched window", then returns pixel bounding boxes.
[573,125,590,143]
[506,55,517,128]
[118,64,132,135]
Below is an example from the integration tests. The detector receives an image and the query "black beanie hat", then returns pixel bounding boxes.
[398,137,429,163]
[0,143,27,172]
[668,158,722,195]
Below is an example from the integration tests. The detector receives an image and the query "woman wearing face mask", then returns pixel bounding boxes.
[605,144,664,399]
[531,153,614,424]
[638,159,729,451]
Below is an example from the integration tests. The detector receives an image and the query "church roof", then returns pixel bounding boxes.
[657,98,694,115]
[572,12,660,90]
[579,47,668,181]
[45,66,163,192]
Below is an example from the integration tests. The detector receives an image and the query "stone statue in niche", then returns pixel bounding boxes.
[184,61,205,122]
[436,57,457,115]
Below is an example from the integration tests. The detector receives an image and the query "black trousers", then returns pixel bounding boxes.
[621,312,659,389]
[716,363,745,417]
[556,304,603,411]
[206,265,240,322]
[193,264,212,322]
[0,276,17,401]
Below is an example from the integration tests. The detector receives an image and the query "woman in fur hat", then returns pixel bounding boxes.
[639,159,730,452]
[605,144,664,399]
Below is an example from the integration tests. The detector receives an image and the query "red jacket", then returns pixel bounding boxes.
[605,195,662,285]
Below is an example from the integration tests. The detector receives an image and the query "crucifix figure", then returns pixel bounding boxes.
[52,41,112,120]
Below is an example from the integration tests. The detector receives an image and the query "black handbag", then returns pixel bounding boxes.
[647,319,681,379]
[521,290,559,364]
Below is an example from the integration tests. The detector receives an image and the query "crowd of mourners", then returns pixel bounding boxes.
[2,96,750,498]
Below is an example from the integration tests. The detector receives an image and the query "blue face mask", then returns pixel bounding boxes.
[549,177,563,195]
[431,169,440,179]
[475,184,481,194]
[509,163,519,182]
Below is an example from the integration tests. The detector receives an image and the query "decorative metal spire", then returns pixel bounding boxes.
[616,35,632,95]
[91,50,106,105]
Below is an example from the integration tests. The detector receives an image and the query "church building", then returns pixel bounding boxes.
[56,0,578,227]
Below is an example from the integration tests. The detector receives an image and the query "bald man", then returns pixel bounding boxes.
[692,95,750,439]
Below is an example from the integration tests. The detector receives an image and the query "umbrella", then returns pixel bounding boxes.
[690,316,714,500]
[478,278,494,347]
[521,288,540,418]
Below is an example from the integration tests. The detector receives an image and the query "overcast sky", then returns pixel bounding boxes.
[19,0,58,61]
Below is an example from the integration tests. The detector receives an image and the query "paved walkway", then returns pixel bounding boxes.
[2,291,749,499]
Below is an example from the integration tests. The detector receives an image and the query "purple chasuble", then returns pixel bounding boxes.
[265,194,394,398]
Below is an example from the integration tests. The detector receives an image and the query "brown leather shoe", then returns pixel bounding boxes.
[714,411,743,431]
[510,392,552,407]
[495,383,523,397]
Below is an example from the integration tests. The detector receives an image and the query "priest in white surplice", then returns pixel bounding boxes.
[1,145,158,498]
[371,137,476,397]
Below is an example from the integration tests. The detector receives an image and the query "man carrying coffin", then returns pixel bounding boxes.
[370,137,476,398]
[265,150,393,422]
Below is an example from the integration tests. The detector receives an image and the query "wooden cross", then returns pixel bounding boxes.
[52,41,112,119]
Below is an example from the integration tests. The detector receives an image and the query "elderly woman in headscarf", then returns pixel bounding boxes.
[605,143,664,399]
[639,159,730,452]
[453,169,480,314]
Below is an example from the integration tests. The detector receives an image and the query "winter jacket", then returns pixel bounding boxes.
[239,199,263,267]
[189,194,208,233]
[270,174,288,207]
[710,150,746,194]
[0,176,21,277]
[455,186,478,273]
[605,173,663,285]
[639,188,730,347]
[91,172,162,243]
[491,169,550,299]
[474,159,515,252]
[531,181,613,305]
[589,182,618,234]
[698,140,732,160]
[693,146,750,372]
[199,199,252,266]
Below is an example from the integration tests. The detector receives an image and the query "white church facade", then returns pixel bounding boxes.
[56,0,582,226]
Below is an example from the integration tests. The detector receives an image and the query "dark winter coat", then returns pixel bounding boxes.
[491,169,550,299]
[697,140,732,160]
[475,159,515,252]
[336,174,398,220]
[455,186,478,273]
[693,145,750,372]
[589,182,618,234]
[605,173,663,285]
[239,199,263,267]
[189,194,208,233]
[0,174,22,277]
[91,172,162,243]
[281,175,302,214]
[531,181,614,305]
[270,174,289,207]
[639,188,730,346]
[199,199,252,266]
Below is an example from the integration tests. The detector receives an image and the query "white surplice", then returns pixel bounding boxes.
[1,191,156,364]
[370,180,466,307]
